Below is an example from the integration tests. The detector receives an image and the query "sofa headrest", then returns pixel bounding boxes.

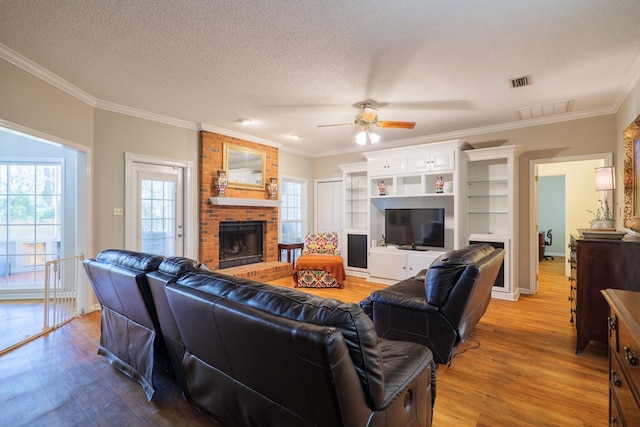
[157,256,208,276]
[425,243,496,306]
[96,249,163,272]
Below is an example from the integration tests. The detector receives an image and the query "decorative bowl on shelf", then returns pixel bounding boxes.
[577,228,627,240]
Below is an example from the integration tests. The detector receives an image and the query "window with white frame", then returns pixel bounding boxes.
[0,162,62,288]
[280,178,306,243]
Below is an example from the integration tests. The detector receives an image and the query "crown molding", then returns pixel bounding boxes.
[613,49,640,112]
[0,43,98,107]
[95,100,198,130]
[198,123,282,149]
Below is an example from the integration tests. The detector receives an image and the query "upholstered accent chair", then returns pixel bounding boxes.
[293,231,346,288]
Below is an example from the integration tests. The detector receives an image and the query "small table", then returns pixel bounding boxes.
[278,242,304,265]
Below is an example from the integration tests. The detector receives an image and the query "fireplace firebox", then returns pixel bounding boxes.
[219,221,264,268]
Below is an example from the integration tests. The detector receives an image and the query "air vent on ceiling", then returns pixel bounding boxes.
[517,100,570,120]
[509,75,531,88]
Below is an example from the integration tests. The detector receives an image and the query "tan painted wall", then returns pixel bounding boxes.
[0,59,94,147]
[93,110,198,253]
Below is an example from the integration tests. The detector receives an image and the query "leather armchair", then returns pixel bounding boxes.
[360,243,504,364]
[83,249,164,400]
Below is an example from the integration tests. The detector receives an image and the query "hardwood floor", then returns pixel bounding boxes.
[0,300,47,352]
[0,257,608,426]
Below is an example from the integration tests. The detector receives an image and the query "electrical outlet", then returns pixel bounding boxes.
[113,208,123,216]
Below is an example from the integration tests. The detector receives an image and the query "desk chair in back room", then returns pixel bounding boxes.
[544,229,554,260]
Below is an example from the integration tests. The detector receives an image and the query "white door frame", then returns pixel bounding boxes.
[0,119,93,313]
[528,152,612,295]
[125,153,196,258]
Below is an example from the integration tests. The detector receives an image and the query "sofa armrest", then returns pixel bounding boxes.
[371,291,438,313]
[374,339,435,426]
[414,269,428,282]
[368,278,438,313]
[359,297,373,319]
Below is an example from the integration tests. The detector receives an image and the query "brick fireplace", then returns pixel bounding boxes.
[198,131,287,280]
[200,203,279,269]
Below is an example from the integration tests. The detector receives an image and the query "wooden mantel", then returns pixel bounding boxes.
[209,197,280,208]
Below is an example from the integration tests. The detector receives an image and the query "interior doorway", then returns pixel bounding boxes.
[529,153,613,295]
[0,124,91,353]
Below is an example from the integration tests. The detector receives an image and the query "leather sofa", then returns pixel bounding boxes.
[83,249,436,425]
[360,243,504,365]
[166,269,436,427]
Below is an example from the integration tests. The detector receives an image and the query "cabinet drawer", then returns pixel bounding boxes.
[615,314,640,398]
[611,349,640,426]
[610,394,623,427]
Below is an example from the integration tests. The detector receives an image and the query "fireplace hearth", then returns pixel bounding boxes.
[219,221,264,269]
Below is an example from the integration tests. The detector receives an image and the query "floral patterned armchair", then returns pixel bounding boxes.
[293,232,346,288]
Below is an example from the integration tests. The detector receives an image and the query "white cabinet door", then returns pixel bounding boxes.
[431,149,455,171]
[368,250,407,281]
[407,155,432,173]
[369,157,407,177]
[407,150,455,173]
[406,251,440,277]
[369,249,443,281]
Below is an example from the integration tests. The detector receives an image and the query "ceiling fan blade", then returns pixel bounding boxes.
[377,121,416,129]
[317,123,353,127]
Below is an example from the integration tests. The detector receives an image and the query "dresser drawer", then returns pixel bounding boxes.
[611,348,640,426]
[615,314,640,398]
[610,394,623,426]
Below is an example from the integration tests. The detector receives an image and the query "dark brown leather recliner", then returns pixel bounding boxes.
[83,249,164,400]
[165,270,436,427]
[145,256,207,393]
[360,243,504,365]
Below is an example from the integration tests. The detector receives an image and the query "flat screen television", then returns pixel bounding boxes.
[384,208,445,248]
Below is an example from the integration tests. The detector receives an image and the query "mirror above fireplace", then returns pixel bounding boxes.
[223,143,266,190]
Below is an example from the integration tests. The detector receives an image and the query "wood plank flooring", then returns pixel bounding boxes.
[0,257,608,426]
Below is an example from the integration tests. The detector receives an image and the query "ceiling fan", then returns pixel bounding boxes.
[318,103,416,145]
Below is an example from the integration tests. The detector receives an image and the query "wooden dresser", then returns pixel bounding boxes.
[602,289,640,426]
[574,236,640,354]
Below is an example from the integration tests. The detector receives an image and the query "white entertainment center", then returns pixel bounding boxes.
[340,140,522,299]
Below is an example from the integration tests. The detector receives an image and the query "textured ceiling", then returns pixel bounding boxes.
[1,0,640,156]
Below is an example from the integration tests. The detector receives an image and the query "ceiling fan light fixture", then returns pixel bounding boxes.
[369,131,380,144]
[355,130,367,145]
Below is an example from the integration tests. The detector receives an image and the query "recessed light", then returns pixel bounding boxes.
[238,118,254,126]
[290,134,300,140]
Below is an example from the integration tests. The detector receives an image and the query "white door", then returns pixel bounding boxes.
[315,180,342,233]
[130,163,184,257]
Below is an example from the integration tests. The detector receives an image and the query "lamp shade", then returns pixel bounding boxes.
[595,166,615,191]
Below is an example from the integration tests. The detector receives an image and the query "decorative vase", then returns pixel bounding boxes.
[267,177,278,199]
[435,176,444,193]
[378,180,386,196]
[590,220,615,230]
[216,170,228,196]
